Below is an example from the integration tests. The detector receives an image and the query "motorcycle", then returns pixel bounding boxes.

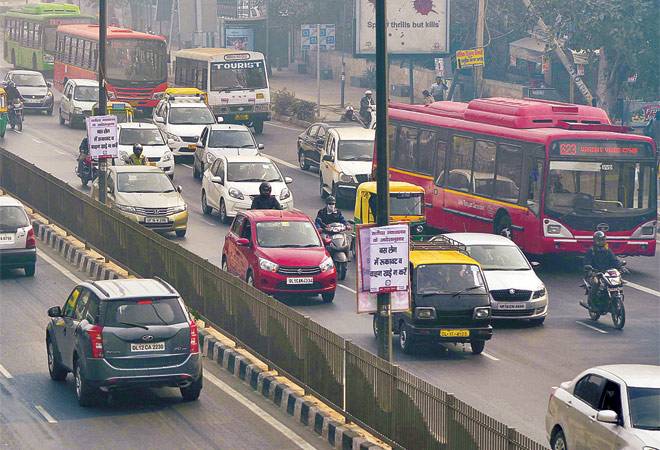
[323,222,351,281]
[75,154,98,187]
[9,99,23,132]
[580,263,626,329]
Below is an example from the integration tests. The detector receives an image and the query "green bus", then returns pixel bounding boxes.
[3,3,94,72]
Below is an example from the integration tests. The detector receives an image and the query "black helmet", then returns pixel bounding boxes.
[133,143,143,155]
[326,195,337,205]
[259,181,272,196]
[593,231,606,247]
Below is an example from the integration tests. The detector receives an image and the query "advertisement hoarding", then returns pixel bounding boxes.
[225,27,255,51]
[301,24,336,51]
[86,115,118,160]
[354,0,449,55]
[456,47,484,69]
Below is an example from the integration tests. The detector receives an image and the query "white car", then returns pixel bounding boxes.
[116,123,175,179]
[0,196,36,276]
[152,97,216,158]
[443,233,548,324]
[192,124,263,179]
[59,78,99,128]
[546,364,660,450]
[319,127,374,204]
[201,155,293,223]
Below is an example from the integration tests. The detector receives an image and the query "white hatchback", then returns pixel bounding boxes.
[546,364,660,450]
[443,233,548,324]
[192,124,263,179]
[201,155,293,223]
[0,196,37,276]
[116,123,175,178]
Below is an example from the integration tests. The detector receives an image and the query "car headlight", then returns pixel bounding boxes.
[415,224,424,234]
[279,187,291,200]
[165,132,182,142]
[642,447,659,450]
[259,257,279,273]
[631,220,657,238]
[473,307,491,319]
[319,256,334,272]
[206,152,216,164]
[532,287,546,299]
[73,107,82,113]
[414,307,436,320]
[172,204,187,214]
[162,152,173,162]
[228,187,244,200]
[115,204,137,213]
[46,91,53,97]
[543,219,574,238]
[339,173,353,183]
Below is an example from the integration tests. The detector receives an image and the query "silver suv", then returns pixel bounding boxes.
[46,278,203,406]
[0,196,37,276]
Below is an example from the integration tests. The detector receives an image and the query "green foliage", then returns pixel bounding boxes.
[272,89,316,121]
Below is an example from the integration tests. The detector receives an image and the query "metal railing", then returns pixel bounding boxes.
[0,147,549,450]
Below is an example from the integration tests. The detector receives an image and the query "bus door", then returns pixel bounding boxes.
[430,139,449,231]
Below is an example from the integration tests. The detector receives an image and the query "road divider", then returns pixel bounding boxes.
[0,363,13,379]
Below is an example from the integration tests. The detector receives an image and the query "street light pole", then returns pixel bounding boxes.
[474,0,485,98]
[316,22,321,120]
[98,0,108,205]
[375,0,391,362]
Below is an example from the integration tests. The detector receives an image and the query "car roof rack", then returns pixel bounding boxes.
[411,235,468,255]
[153,276,177,294]
[90,280,111,297]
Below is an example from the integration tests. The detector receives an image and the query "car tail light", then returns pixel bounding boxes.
[26,228,36,249]
[189,320,199,354]
[87,325,104,358]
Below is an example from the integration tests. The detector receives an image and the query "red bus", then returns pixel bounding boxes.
[384,98,657,257]
[53,24,167,111]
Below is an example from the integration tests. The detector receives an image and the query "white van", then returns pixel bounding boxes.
[59,78,99,127]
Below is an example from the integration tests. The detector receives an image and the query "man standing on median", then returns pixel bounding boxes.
[430,76,448,101]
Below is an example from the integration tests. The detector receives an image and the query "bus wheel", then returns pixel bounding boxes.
[253,121,264,135]
[494,212,512,239]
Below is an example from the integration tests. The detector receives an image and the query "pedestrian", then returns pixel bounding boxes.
[430,76,448,101]
[422,90,434,105]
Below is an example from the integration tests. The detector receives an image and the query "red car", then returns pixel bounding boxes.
[222,210,337,302]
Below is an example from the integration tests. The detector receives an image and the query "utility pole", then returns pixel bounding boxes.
[316,22,321,120]
[408,59,414,103]
[474,0,486,98]
[375,0,391,362]
[340,0,346,108]
[97,0,108,205]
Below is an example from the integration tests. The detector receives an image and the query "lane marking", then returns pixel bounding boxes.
[32,137,44,144]
[576,320,608,334]
[482,351,500,361]
[35,405,58,424]
[181,164,193,169]
[203,371,315,450]
[264,154,317,179]
[0,363,13,379]
[12,129,22,134]
[38,251,83,284]
[265,121,303,132]
[201,219,217,227]
[627,281,660,298]
[52,148,68,156]
[338,284,356,294]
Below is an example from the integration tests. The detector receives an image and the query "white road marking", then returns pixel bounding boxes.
[264,154,317,179]
[576,320,608,334]
[265,121,303,132]
[482,351,500,361]
[12,129,22,134]
[32,137,43,144]
[38,251,83,284]
[181,164,193,169]
[52,148,68,156]
[0,363,13,379]
[35,405,58,424]
[338,284,356,293]
[202,219,217,227]
[626,281,660,298]
[203,371,315,450]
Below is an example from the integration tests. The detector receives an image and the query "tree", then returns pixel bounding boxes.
[532,0,659,114]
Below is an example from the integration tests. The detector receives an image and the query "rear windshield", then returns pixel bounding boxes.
[0,205,29,231]
[104,297,187,328]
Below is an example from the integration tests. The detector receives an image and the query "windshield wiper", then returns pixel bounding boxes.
[419,290,445,296]
[265,178,281,182]
[451,285,483,297]
[279,244,318,248]
[240,144,255,148]
[232,178,264,182]
[150,304,170,326]
[119,321,149,330]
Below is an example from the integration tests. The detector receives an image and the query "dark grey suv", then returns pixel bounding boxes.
[45,278,202,406]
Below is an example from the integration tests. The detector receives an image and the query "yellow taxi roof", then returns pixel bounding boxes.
[358,181,425,194]
[409,250,480,268]
[165,87,206,95]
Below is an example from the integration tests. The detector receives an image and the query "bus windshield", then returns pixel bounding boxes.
[545,160,655,215]
[107,39,167,83]
[210,60,267,91]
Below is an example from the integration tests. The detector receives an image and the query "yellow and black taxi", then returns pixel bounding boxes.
[382,235,493,355]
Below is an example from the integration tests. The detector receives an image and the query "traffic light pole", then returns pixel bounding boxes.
[97,0,108,205]
[374,0,392,362]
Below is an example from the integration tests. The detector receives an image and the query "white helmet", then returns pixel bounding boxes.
[364,90,373,95]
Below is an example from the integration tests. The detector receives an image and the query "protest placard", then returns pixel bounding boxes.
[86,115,118,159]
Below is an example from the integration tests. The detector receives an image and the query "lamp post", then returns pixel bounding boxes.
[97,0,108,205]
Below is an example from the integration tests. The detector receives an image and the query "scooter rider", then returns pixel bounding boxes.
[359,90,375,126]
[250,181,283,210]
[126,144,147,165]
[77,136,90,173]
[5,79,23,104]
[315,196,347,232]
[584,231,623,305]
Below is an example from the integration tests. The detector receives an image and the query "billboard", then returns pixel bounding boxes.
[301,24,336,51]
[355,0,449,55]
[225,27,255,51]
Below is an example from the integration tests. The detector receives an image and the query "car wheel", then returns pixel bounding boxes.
[246,271,255,287]
[551,429,567,450]
[180,372,203,401]
[47,338,67,381]
[319,175,327,199]
[175,229,187,238]
[74,360,96,407]
[399,322,416,354]
[201,191,212,215]
[24,264,35,277]
[59,109,65,125]
[298,149,309,170]
[193,161,200,179]
[494,213,512,239]
[321,291,335,303]
[470,340,485,355]
[219,199,230,224]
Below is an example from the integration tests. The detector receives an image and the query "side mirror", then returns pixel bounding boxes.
[47,81,52,88]
[154,116,165,124]
[236,238,249,246]
[317,137,325,145]
[322,154,333,162]
[107,187,113,194]
[176,185,183,193]
[211,176,223,184]
[348,219,355,225]
[257,143,265,150]
[284,176,293,184]
[47,306,62,317]
[620,260,627,266]
[584,265,593,272]
[596,410,619,424]
[323,237,332,245]
[531,261,541,268]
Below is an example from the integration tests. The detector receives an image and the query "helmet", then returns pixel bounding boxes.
[593,231,606,247]
[133,144,143,156]
[345,106,354,112]
[326,195,336,205]
[259,181,272,196]
[364,90,372,96]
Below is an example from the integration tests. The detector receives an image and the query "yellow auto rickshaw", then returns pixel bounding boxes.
[162,87,208,104]
[0,87,7,138]
[354,181,427,239]
[92,101,134,123]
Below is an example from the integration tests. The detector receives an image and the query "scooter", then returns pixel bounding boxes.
[579,263,626,329]
[75,155,98,187]
[9,99,23,132]
[323,222,351,281]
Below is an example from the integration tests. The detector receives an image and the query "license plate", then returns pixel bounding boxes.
[440,329,470,337]
[496,302,527,310]
[145,217,169,224]
[234,114,249,120]
[0,233,15,244]
[130,342,165,352]
[286,277,314,285]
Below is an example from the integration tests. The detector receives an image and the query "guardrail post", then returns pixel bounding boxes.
[507,426,517,450]
[445,393,455,449]
[343,339,351,420]
[302,315,310,397]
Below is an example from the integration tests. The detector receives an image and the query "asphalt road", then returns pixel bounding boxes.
[0,243,328,450]
[1,96,658,444]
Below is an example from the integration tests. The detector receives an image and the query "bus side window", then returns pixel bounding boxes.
[393,126,418,171]
[434,140,447,186]
[527,158,544,215]
[494,144,522,203]
[473,140,497,197]
[417,130,436,176]
[448,136,475,192]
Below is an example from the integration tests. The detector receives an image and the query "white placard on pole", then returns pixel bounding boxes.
[434,58,445,77]
[86,115,118,159]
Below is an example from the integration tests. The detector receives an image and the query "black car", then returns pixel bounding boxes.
[297,121,356,171]
[46,278,203,406]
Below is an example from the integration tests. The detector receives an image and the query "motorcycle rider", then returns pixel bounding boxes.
[250,181,282,210]
[315,196,347,232]
[359,90,375,126]
[341,106,365,126]
[583,231,622,306]
[126,144,147,165]
[77,136,90,174]
[5,79,24,125]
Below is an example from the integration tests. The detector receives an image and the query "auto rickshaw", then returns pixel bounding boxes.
[353,181,427,239]
[92,101,134,123]
[0,87,7,138]
[161,87,208,104]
